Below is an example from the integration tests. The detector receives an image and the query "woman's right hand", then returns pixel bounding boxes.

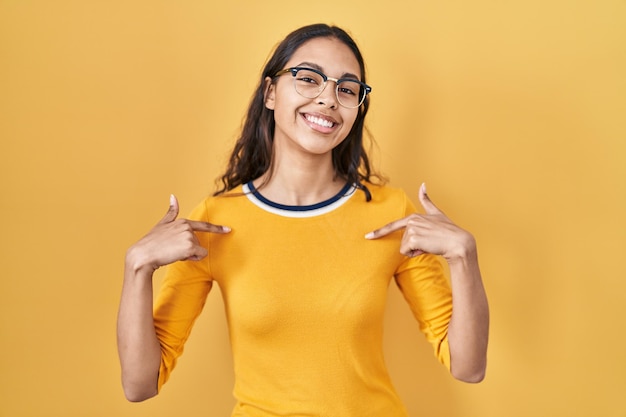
[126,194,231,274]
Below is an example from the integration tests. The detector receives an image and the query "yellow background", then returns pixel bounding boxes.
[1,1,625,416]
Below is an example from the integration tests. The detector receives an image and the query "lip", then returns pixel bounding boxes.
[301,112,340,132]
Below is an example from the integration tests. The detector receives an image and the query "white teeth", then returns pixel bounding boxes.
[305,114,334,128]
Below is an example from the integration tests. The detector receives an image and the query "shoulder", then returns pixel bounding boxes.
[357,182,416,218]
[186,185,247,220]
[364,182,409,202]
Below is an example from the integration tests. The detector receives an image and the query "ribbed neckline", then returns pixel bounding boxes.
[243,181,356,218]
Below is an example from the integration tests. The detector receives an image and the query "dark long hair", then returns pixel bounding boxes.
[214,24,384,200]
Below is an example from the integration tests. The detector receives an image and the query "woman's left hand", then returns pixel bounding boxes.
[367,183,489,383]
[365,183,475,261]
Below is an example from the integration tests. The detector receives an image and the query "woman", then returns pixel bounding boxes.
[117,23,489,416]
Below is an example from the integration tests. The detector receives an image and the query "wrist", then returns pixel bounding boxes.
[445,232,477,264]
[125,246,158,276]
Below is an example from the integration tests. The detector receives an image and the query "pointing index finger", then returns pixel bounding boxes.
[188,220,231,234]
[365,217,409,240]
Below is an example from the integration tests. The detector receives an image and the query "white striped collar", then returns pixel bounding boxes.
[243,181,357,218]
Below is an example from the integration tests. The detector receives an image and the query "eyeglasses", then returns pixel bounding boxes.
[273,67,372,109]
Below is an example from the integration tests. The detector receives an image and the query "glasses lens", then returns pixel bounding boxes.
[293,69,325,99]
[336,80,365,108]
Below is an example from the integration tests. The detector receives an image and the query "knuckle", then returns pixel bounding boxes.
[178,220,193,232]
[407,218,421,228]
[182,243,196,256]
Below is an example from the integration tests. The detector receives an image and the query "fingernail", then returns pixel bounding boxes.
[421,183,427,194]
[364,232,374,239]
[169,194,176,206]
[222,226,231,232]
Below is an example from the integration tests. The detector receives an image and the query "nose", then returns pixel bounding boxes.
[316,80,338,109]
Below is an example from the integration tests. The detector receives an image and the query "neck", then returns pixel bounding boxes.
[254,154,346,206]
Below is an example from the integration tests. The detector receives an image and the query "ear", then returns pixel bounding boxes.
[264,76,276,110]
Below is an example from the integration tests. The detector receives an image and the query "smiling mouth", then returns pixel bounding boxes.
[304,113,336,128]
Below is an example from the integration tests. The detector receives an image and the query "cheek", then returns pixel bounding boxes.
[273,92,302,120]
[343,112,359,131]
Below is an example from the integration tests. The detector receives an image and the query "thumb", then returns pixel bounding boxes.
[418,183,443,215]
[158,194,179,224]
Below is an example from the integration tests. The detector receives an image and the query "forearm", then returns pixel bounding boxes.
[446,242,490,383]
[116,251,162,401]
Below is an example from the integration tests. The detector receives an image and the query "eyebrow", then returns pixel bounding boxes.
[296,61,361,81]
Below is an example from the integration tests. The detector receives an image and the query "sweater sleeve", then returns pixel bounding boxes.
[153,199,214,392]
[393,193,453,370]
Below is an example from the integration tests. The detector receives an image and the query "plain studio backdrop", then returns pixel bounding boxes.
[0,1,625,416]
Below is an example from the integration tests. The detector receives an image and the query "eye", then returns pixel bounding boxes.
[338,86,356,96]
[295,69,323,85]
[297,76,320,85]
[337,81,360,96]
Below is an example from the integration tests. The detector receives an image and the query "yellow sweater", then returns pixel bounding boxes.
[154,183,452,417]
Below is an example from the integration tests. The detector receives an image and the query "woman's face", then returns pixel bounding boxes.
[264,37,361,160]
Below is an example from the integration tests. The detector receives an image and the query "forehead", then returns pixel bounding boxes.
[286,37,361,79]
